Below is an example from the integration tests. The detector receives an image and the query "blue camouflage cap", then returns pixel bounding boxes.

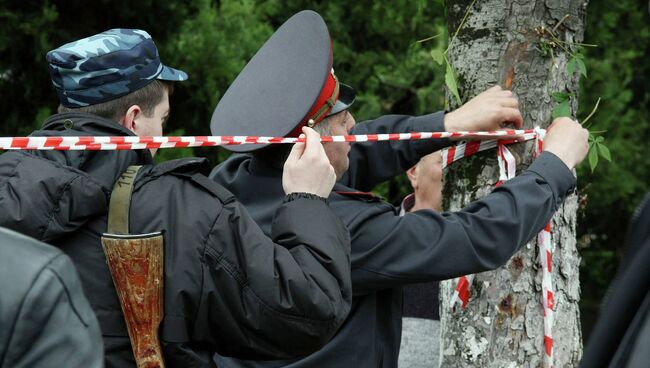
[46,28,188,108]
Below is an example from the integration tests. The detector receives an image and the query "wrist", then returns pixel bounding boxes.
[543,148,575,170]
[284,192,329,204]
[443,111,458,132]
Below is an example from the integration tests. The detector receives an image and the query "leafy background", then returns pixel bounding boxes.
[1,0,648,340]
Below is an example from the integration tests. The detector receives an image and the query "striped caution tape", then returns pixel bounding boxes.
[534,127,554,368]
[444,127,554,367]
[0,129,537,151]
[1,127,554,365]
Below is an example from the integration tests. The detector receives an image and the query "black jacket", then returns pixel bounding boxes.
[0,113,352,367]
[0,227,103,368]
[210,112,577,367]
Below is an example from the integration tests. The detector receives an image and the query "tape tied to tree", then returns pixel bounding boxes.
[1,127,554,365]
[0,129,538,150]
[445,126,554,368]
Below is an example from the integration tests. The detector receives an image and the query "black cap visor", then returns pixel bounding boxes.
[327,83,355,117]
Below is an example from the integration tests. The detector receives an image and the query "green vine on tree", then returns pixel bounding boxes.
[538,23,608,172]
[423,5,609,173]
[422,0,478,105]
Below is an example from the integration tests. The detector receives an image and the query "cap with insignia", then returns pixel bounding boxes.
[46,28,188,108]
[210,10,355,152]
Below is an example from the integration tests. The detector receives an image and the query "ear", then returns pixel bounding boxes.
[118,105,142,133]
[406,165,418,189]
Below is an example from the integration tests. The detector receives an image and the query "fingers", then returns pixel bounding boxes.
[486,85,503,92]
[499,96,519,108]
[499,107,523,128]
[282,127,335,197]
[300,126,324,160]
[546,117,566,132]
[287,133,307,162]
[485,86,519,108]
[543,117,589,169]
[488,88,520,127]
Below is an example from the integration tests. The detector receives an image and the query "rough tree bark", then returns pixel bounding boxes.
[439,1,587,367]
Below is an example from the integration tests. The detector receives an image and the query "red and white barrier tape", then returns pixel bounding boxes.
[450,274,475,309]
[2,127,554,365]
[440,131,537,169]
[535,127,554,368]
[445,127,554,367]
[0,129,537,151]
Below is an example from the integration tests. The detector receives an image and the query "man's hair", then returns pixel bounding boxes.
[57,80,173,121]
[312,114,334,136]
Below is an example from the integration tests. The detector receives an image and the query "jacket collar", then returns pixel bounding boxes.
[40,112,136,137]
[31,112,153,189]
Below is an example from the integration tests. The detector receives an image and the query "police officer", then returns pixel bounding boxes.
[0,29,352,366]
[209,10,589,367]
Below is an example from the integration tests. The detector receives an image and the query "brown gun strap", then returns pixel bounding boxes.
[107,165,142,234]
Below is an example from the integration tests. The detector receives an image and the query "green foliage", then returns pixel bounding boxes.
[160,0,276,162]
[567,52,587,78]
[550,49,609,174]
[587,134,612,173]
[0,0,199,135]
[445,59,462,105]
[550,91,572,121]
[430,49,444,65]
[552,101,571,119]
[575,0,650,339]
[577,0,650,240]
[434,0,478,106]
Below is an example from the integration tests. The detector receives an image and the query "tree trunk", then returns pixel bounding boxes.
[439,1,587,367]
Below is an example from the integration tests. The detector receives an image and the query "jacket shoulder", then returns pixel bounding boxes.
[0,151,109,241]
[137,157,235,202]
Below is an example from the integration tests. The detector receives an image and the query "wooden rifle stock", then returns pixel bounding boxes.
[102,233,165,367]
[102,166,165,367]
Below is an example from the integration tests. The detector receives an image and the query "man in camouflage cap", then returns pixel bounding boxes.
[0,28,353,366]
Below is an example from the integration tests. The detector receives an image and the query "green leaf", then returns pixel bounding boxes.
[597,143,612,162]
[430,49,444,65]
[445,63,461,105]
[588,144,599,172]
[596,136,604,143]
[567,58,577,76]
[576,58,587,78]
[551,91,570,103]
[552,101,571,119]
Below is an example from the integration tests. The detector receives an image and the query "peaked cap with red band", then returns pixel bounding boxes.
[210,10,355,153]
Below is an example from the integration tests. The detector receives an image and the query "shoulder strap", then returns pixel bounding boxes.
[188,173,235,202]
[107,165,142,234]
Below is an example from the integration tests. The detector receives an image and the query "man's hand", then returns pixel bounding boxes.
[283,127,336,197]
[444,85,522,132]
[543,117,589,170]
